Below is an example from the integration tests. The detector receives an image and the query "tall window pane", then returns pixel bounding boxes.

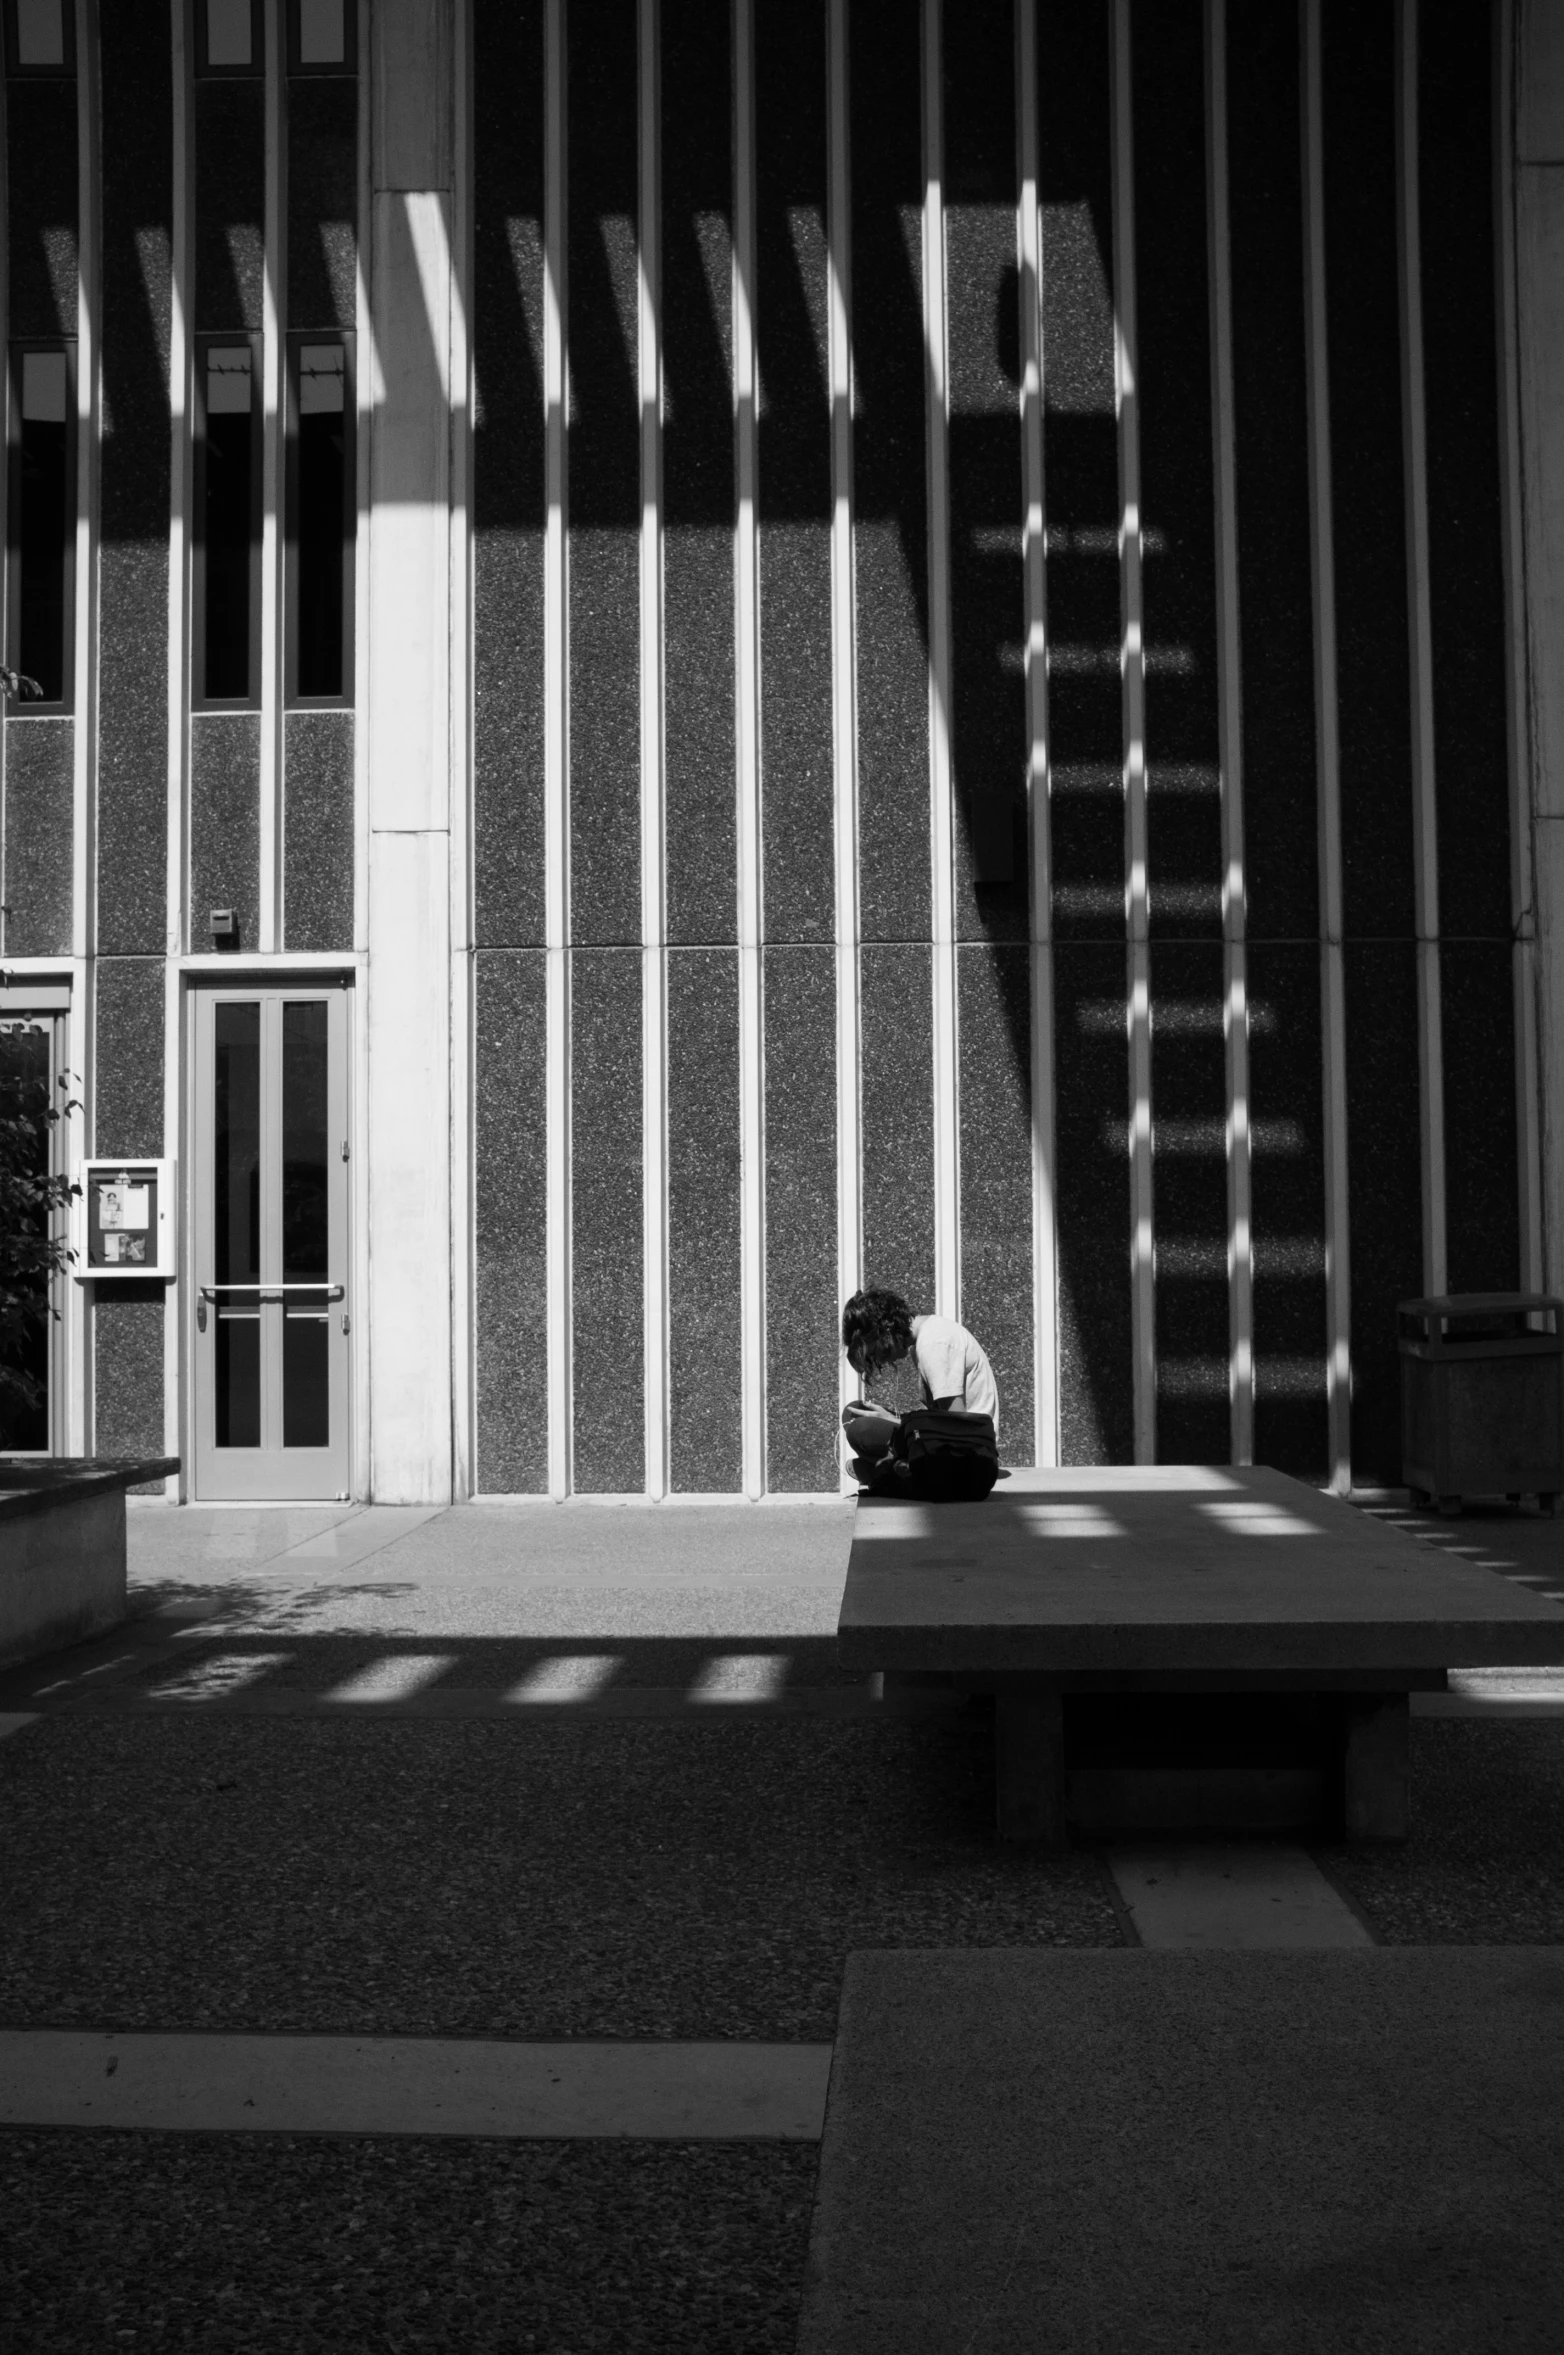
[293,342,348,696]
[14,347,68,699]
[202,344,254,698]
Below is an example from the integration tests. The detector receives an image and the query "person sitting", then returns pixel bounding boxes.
[840,1287,999,1482]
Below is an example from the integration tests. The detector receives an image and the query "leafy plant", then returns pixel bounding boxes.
[0,1034,77,1418]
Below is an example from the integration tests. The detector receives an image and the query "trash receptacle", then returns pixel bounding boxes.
[1398,1293,1564,1514]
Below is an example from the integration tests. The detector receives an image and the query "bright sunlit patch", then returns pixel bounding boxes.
[1019,1504,1129,1539]
[505,1655,620,1705]
[1199,1501,1319,1537]
[689,1655,788,1704]
[326,1654,455,1704]
[144,1653,292,1701]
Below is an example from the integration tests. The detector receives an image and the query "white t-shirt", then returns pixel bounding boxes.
[911,1314,998,1436]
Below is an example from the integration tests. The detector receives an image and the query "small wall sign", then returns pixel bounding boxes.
[73,1159,176,1279]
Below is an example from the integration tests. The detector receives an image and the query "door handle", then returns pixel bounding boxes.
[197,1299,206,1332]
[198,1284,345,1303]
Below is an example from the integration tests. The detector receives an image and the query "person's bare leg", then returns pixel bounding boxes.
[842,1402,899,1475]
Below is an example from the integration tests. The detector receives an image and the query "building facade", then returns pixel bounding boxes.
[3,0,1564,1502]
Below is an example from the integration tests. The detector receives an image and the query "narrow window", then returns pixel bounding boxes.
[11,348,71,703]
[200,343,257,701]
[289,340,352,701]
[290,0,351,71]
[198,0,259,73]
[10,0,65,69]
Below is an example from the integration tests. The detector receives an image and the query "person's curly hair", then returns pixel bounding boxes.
[842,1288,916,1381]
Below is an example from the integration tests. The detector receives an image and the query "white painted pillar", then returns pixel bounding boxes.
[363,0,456,1501]
[1515,0,1564,1302]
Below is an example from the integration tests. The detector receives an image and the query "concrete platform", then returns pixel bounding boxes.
[840,1468,1564,1676]
[841,1469,1564,1839]
[797,1948,1564,2353]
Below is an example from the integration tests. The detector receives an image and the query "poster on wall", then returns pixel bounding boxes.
[73,1161,176,1279]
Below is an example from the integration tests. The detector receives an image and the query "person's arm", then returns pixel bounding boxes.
[926,1395,957,1412]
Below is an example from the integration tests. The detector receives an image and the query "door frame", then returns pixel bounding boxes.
[183,971,358,1501]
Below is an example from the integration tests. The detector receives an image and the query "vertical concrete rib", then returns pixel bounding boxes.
[639,0,668,1497]
[828,0,860,1460]
[1496,0,1543,1290]
[1017,0,1057,1466]
[544,0,573,1496]
[72,0,100,967]
[1396,0,1446,1297]
[450,0,475,1497]
[733,0,766,1497]
[1206,0,1252,1463]
[259,0,283,952]
[75,0,103,1462]
[922,0,959,1321]
[1111,0,1154,1464]
[1303,0,1353,1491]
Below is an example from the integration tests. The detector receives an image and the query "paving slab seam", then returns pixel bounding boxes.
[0,2033,834,2141]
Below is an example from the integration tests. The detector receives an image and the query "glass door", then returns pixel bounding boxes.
[0,1014,64,1453]
[192,987,350,1498]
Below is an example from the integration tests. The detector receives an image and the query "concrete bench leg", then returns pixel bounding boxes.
[1341,1692,1410,1842]
[995,1689,1066,1844]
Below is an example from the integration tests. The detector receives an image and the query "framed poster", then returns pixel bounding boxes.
[73,1160,176,1279]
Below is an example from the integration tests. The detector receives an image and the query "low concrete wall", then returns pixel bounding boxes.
[0,1489,126,1671]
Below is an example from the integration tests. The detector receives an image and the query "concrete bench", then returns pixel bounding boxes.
[796,1947,1564,2353]
[839,1466,1564,1840]
[0,1457,179,1670]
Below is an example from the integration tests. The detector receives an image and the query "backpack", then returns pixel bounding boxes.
[865,1408,1000,1503]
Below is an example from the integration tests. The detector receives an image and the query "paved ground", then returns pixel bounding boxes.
[1,1492,1562,2349]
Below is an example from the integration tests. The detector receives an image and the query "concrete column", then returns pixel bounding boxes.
[364,1,455,1500]
[1518,0,1564,1296]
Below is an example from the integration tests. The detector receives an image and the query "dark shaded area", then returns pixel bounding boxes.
[1053,943,1133,1465]
[1151,943,1230,1464]
[1321,1717,1564,1943]
[1040,1,1121,944]
[851,0,929,944]
[98,0,174,953]
[1039,10,1131,1465]
[1248,942,1329,1479]
[474,951,548,1494]
[568,0,642,947]
[662,0,737,947]
[946,0,1026,944]
[472,0,546,948]
[1344,941,1423,1481]
[958,943,1034,1461]
[5,77,77,336]
[0,2133,816,2355]
[756,0,834,944]
[286,77,356,331]
[1134,0,1222,944]
[1322,0,1415,941]
[2,719,73,953]
[1420,0,1513,946]
[1442,944,1520,1295]
[1228,6,1319,942]
[0,1711,1116,2036]
[668,948,743,1490]
[190,713,261,950]
[860,942,935,1317]
[199,354,259,701]
[194,80,265,331]
[764,946,839,1489]
[283,709,354,950]
[571,949,644,1491]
